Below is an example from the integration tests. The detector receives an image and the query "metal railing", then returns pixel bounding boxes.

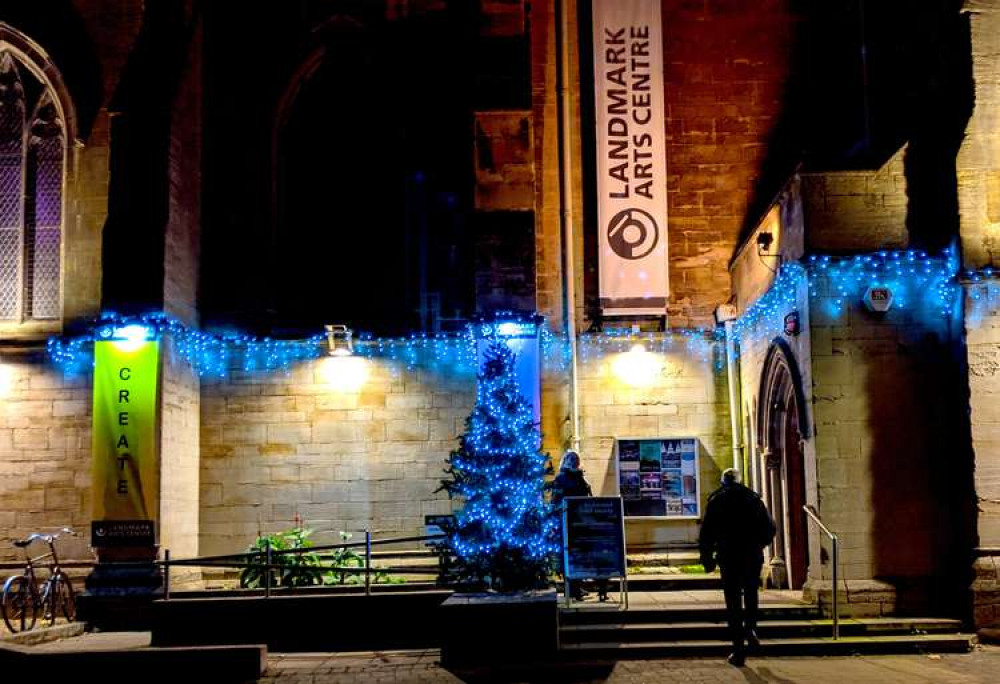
[161,529,448,601]
[802,504,839,640]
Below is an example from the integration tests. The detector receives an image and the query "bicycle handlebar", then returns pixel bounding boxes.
[13,528,77,548]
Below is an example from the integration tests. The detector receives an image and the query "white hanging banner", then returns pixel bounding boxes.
[592,0,669,316]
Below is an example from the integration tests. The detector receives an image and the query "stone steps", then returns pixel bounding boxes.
[560,617,964,643]
[561,603,821,624]
[559,633,976,659]
[559,597,975,658]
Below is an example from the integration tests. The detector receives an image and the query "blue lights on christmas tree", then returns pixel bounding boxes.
[439,340,558,592]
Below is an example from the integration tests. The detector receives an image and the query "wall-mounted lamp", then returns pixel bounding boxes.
[756,231,774,254]
[98,324,154,352]
[756,231,779,274]
[612,343,662,387]
[325,324,353,357]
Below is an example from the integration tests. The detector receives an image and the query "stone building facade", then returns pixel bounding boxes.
[0,0,998,629]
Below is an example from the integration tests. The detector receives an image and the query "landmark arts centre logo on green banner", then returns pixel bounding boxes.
[91,339,160,539]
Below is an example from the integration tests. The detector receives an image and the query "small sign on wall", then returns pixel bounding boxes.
[783,311,801,337]
[864,286,894,312]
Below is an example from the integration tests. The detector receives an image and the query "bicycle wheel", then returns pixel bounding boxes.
[47,571,76,623]
[1,575,38,633]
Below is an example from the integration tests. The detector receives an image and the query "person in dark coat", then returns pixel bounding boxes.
[551,451,592,504]
[551,450,601,601]
[699,468,776,666]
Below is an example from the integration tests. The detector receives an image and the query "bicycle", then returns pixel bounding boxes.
[1,528,77,633]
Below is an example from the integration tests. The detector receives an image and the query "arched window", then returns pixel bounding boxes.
[0,50,64,321]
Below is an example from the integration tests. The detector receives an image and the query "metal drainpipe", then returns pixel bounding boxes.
[723,319,743,472]
[557,0,581,451]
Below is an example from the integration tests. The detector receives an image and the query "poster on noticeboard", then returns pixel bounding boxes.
[615,437,701,519]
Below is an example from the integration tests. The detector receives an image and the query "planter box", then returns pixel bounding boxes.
[152,590,452,652]
[439,590,558,667]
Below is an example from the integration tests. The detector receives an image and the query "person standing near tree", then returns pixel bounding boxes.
[551,450,596,600]
[698,468,776,667]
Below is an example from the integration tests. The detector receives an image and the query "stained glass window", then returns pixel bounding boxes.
[0,51,64,322]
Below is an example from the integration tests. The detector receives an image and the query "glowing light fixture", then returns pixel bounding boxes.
[111,324,154,352]
[612,342,662,387]
[325,324,354,357]
[320,356,369,392]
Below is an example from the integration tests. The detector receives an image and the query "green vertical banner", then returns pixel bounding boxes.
[92,340,160,538]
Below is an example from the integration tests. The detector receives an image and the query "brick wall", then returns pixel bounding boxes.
[0,357,92,562]
[199,356,475,557]
[531,0,570,334]
[531,1,802,331]
[575,333,730,549]
[163,11,202,327]
[661,0,800,327]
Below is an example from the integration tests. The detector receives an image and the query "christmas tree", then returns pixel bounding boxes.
[440,341,557,592]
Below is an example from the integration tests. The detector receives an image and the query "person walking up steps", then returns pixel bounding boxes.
[698,468,776,667]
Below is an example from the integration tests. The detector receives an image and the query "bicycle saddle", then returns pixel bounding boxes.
[13,539,32,548]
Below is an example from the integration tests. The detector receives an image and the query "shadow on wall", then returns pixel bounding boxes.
[866,322,976,618]
[866,1,975,618]
[746,0,974,253]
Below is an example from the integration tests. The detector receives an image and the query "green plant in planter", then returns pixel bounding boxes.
[323,532,365,585]
[241,528,407,588]
[240,526,324,589]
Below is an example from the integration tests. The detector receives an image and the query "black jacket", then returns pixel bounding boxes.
[698,482,776,567]
[551,469,592,506]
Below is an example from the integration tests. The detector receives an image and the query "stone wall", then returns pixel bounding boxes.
[0,356,92,562]
[158,337,200,559]
[732,258,974,617]
[966,281,1000,626]
[199,355,476,557]
[958,1,1000,270]
[805,268,972,616]
[958,0,1000,630]
[801,148,909,253]
[575,333,731,549]
[733,268,818,583]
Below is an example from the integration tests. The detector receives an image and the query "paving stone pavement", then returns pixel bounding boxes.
[263,646,1000,684]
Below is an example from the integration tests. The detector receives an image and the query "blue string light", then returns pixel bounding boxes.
[48,250,974,378]
[440,341,559,587]
[733,248,962,344]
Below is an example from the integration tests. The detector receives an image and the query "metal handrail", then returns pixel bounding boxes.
[162,530,450,600]
[802,504,839,640]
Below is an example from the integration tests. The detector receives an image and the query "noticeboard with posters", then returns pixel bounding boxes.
[615,437,701,519]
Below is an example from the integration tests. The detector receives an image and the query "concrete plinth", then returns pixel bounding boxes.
[439,589,558,667]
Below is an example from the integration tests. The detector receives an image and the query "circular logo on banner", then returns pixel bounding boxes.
[607,208,659,260]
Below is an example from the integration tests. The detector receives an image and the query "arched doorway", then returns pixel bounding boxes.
[758,339,809,590]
